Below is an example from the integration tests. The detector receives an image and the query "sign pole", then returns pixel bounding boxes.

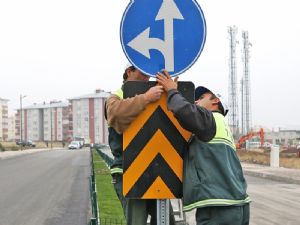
[157,199,170,225]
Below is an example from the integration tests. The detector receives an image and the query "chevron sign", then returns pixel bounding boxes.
[123,81,194,199]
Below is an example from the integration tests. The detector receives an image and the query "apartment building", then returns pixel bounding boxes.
[17,101,72,142]
[24,106,44,141]
[0,98,9,141]
[69,89,110,144]
[43,102,72,142]
[7,115,16,141]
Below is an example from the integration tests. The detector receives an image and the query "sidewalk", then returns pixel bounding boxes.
[0,148,62,160]
[242,162,300,185]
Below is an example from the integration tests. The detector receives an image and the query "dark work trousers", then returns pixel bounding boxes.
[195,204,250,225]
[112,173,176,225]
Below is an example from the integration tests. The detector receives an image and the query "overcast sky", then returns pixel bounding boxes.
[0,0,299,130]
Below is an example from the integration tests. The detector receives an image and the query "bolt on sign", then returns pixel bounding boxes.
[123,81,194,199]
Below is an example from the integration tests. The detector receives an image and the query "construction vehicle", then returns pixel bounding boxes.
[236,128,264,149]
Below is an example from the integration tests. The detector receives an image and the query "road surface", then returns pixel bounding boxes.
[186,175,300,225]
[0,149,91,225]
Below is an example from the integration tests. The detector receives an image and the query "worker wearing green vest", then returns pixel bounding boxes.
[105,64,175,225]
[157,70,250,225]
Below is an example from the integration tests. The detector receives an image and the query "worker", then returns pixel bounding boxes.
[157,70,250,225]
[105,64,175,225]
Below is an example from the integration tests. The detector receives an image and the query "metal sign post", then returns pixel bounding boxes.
[157,199,170,225]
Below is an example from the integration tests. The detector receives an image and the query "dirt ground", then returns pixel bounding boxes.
[237,149,300,170]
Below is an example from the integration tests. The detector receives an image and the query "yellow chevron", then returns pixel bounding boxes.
[142,176,175,199]
[123,129,183,196]
[123,91,191,150]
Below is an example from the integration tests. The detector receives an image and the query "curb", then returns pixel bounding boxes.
[243,170,300,185]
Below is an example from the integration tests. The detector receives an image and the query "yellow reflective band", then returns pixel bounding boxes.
[110,168,123,174]
[208,139,236,150]
[113,89,123,99]
[208,142,236,150]
[210,137,234,146]
[211,113,236,149]
[183,197,251,211]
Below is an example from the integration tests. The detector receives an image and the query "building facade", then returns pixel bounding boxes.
[16,102,72,142]
[69,89,110,144]
[7,115,16,141]
[0,98,9,141]
[43,102,72,142]
[265,129,300,147]
[13,89,109,144]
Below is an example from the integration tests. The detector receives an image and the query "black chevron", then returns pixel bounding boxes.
[123,106,188,171]
[125,153,182,198]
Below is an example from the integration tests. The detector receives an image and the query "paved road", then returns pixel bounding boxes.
[186,175,300,225]
[0,149,91,225]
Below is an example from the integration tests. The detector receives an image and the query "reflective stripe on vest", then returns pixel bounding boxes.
[183,196,251,211]
[110,167,123,174]
[209,112,236,150]
[113,89,123,99]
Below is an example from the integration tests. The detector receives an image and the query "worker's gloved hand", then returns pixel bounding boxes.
[156,70,178,92]
[144,86,164,103]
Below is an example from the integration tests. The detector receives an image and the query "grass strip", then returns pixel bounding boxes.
[92,151,126,222]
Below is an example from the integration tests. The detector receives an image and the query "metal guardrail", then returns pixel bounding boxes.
[93,147,127,225]
[95,147,113,167]
[89,148,99,225]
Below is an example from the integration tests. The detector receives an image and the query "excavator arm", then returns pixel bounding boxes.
[236,128,264,149]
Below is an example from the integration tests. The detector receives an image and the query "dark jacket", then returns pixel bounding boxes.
[105,88,147,174]
[167,90,250,211]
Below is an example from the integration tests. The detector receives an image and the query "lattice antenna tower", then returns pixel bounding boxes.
[228,26,239,138]
[241,30,252,135]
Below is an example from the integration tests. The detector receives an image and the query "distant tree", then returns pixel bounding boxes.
[0,142,5,151]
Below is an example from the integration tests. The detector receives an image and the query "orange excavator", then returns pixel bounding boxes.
[236,128,264,149]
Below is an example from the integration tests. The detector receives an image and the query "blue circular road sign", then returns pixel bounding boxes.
[120,0,206,77]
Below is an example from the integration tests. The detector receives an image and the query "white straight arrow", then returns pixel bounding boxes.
[155,0,184,71]
[127,0,184,72]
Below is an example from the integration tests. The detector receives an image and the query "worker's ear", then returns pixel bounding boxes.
[126,68,132,77]
[211,97,220,105]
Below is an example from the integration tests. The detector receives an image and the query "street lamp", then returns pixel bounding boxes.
[50,102,57,150]
[50,105,53,149]
[20,94,26,150]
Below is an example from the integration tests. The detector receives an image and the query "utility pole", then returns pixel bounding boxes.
[228,26,239,139]
[240,79,245,135]
[241,30,252,135]
[50,105,53,149]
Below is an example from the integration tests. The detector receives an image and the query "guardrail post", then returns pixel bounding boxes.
[90,218,97,225]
